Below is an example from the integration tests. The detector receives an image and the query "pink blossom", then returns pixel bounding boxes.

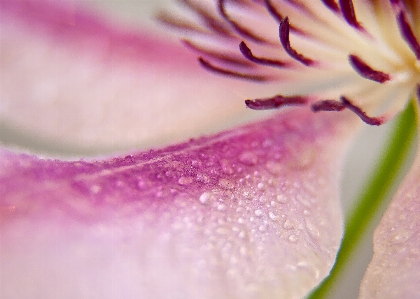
[0,1,419,299]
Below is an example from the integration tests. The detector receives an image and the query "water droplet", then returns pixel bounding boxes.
[218,178,235,190]
[289,234,298,243]
[259,225,266,231]
[303,209,310,215]
[266,161,283,174]
[257,182,264,189]
[255,209,264,217]
[217,203,226,211]
[216,227,229,234]
[237,217,245,224]
[296,194,312,207]
[276,194,287,203]
[178,176,194,186]
[220,159,234,174]
[305,219,320,238]
[90,184,101,194]
[283,219,295,230]
[196,173,210,184]
[269,212,278,221]
[136,179,147,189]
[199,192,212,204]
[286,137,315,170]
[238,230,246,239]
[239,151,258,165]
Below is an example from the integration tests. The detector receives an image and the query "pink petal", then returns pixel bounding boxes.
[0,109,358,299]
[359,148,420,298]
[0,0,273,154]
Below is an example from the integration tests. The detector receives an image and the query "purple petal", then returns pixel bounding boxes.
[360,148,420,299]
[1,109,358,299]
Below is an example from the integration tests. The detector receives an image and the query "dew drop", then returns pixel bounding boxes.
[269,212,278,221]
[199,192,212,204]
[220,159,234,174]
[259,225,266,232]
[90,184,101,194]
[218,178,235,190]
[289,234,298,243]
[136,179,146,189]
[239,151,258,165]
[276,194,287,203]
[288,144,315,170]
[257,182,265,189]
[296,194,312,207]
[217,203,226,211]
[305,219,320,238]
[216,227,230,235]
[196,173,210,184]
[178,176,194,186]
[266,161,283,175]
[283,219,295,230]
[255,209,264,217]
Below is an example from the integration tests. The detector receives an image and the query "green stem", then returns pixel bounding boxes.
[308,100,417,299]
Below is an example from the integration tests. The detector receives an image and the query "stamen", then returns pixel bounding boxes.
[239,41,288,68]
[341,96,384,125]
[179,0,233,37]
[311,100,346,112]
[279,17,315,66]
[264,0,306,35]
[218,0,269,44]
[349,55,391,83]
[157,12,207,34]
[338,0,363,30]
[245,95,308,110]
[321,0,340,13]
[397,11,420,59]
[198,57,270,81]
[184,40,253,67]
[263,0,283,23]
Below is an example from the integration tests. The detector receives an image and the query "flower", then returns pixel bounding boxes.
[0,1,419,299]
[160,0,420,124]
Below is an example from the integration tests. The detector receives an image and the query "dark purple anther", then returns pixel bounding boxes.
[245,95,307,110]
[198,57,268,81]
[341,96,384,125]
[279,17,315,66]
[321,0,340,13]
[349,54,391,83]
[239,41,288,68]
[397,11,420,59]
[311,100,346,112]
[339,0,363,30]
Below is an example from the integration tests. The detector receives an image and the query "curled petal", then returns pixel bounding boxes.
[360,144,420,298]
[1,109,358,299]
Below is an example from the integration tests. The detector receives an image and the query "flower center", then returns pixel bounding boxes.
[161,0,420,126]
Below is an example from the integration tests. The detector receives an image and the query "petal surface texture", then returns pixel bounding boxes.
[0,0,272,154]
[1,109,357,299]
[360,142,420,299]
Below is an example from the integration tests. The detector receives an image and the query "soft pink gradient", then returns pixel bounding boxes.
[359,141,420,299]
[1,107,358,299]
[0,0,275,154]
